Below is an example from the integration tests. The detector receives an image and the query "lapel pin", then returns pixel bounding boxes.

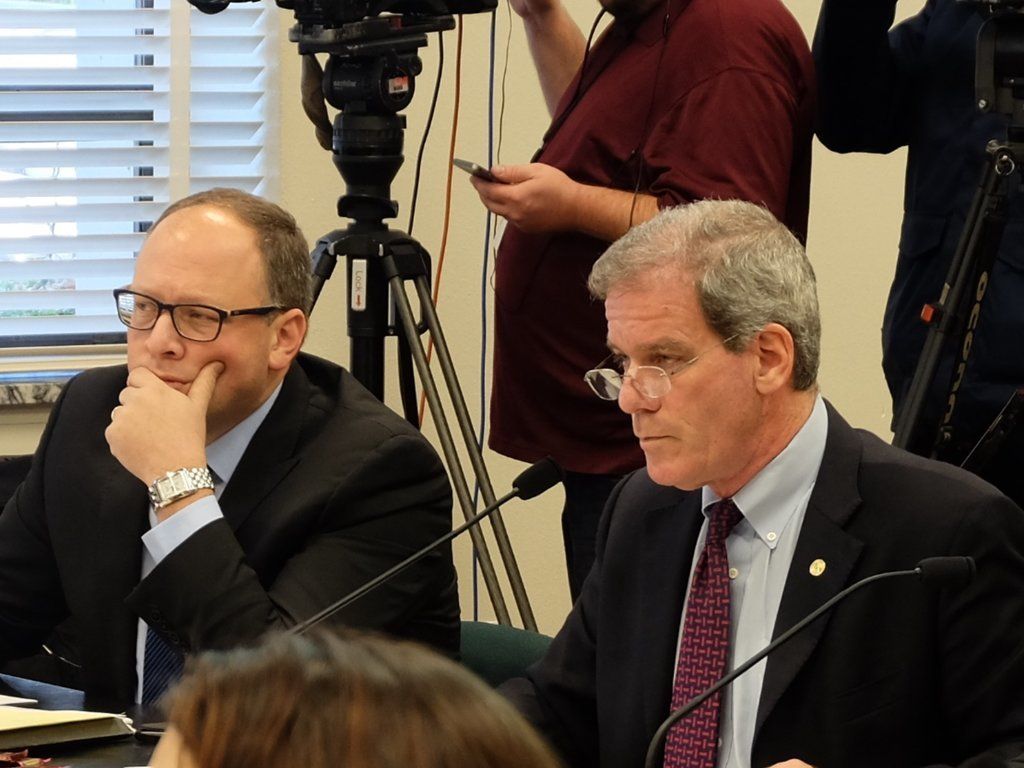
[809,558,826,577]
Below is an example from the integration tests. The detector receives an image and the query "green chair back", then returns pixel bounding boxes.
[459,620,553,687]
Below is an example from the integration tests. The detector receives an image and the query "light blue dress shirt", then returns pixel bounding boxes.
[673,395,828,768]
[134,382,282,702]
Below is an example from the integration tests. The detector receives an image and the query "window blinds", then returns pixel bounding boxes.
[0,0,274,348]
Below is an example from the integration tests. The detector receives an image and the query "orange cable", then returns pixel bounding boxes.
[418,16,464,427]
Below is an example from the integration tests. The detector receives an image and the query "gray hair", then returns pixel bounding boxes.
[150,188,313,314]
[589,200,820,390]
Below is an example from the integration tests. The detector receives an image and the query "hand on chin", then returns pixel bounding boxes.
[106,362,222,484]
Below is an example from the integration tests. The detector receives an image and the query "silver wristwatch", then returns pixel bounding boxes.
[147,467,215,510]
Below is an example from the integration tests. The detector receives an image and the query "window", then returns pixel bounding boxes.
[0,0,276,350]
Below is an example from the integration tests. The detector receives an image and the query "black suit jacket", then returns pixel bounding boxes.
[505,404,1024,767]
[0,353,459,706]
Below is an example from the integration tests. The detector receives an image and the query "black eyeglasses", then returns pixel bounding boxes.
[113,289,284,342]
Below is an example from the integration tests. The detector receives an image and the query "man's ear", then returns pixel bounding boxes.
[268,308,308,371]
[752,322,796,395]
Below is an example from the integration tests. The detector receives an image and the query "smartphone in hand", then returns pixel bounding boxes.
[453,158,500,183]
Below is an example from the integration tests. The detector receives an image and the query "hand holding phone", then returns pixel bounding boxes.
[453,158,501,183]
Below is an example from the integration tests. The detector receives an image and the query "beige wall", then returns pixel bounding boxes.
[0,0,915,635]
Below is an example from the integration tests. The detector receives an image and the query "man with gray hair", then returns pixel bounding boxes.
[504,200,1024,768]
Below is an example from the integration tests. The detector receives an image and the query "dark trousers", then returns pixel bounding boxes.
[562,471,624,602]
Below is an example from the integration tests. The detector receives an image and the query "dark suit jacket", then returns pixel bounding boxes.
[505,405,1024,767]
[0,353,459,706]
[813,0,1024,474]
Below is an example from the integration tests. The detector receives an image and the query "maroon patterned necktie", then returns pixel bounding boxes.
[663,498,743,768]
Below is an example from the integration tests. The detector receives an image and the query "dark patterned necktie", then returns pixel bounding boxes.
[141,628,184,706]
[663,498,743,768]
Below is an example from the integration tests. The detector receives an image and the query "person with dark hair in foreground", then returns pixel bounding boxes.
[503,200,1024,768]
[0,188,459,708]
[151,631,563,768]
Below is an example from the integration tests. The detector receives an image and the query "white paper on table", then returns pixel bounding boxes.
[0,695,35,707]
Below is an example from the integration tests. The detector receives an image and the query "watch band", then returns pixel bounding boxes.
[148,467,215,510]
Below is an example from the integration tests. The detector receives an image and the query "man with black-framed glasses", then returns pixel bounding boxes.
[0,188,459,708]
[504,200,1024,768]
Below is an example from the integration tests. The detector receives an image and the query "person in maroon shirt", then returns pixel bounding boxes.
[470,0,815,601]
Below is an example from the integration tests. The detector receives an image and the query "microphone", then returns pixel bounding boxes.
[503,457,566,501]
[643,556,976,768]
[916,555,975,587]
[289,458,564,636]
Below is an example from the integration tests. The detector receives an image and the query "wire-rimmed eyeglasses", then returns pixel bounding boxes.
[113,288,284,343]
[583,334,739,401]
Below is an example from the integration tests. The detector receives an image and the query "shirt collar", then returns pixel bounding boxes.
[206,381,283,486]
[701,395,828,547]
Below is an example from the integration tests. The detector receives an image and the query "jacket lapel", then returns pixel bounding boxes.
[93,458,147,602]
[217,362,308,531]
[640,492,705,736]
[88,458,149,701]
[754,403,866,740]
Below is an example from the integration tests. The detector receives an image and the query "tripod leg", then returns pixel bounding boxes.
[961,389,1024,474]
[351,337,386,401]
[348,255,390,400]
[411,274,538,631]
[386,270,513,625]
[397,329,420,428]
[893,146,1009,456]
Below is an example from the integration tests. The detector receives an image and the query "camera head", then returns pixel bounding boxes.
[961,0,1024,134]
[186,0,495,38]
[284,0,494,28]
[184,0,495,223]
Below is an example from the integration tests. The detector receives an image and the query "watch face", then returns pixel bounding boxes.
[158,473,190,498]
[149,468,212,508]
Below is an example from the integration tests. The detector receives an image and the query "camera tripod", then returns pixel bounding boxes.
[295,16,537,629]
[893,7,1024,468]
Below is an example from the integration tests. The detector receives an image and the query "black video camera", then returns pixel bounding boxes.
[188,0,495,32]
[956,0,1024,130]
[184,0,495,222]
[282,0,495,27]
